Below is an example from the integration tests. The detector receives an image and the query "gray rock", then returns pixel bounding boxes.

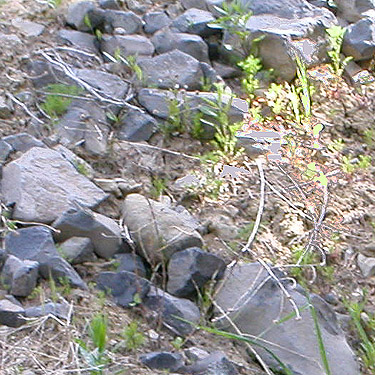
[212,61,242,79]
[0,299,26,327]
[96,271,150,307]
[100,34,155,60]
[121,194,203,264]
[118,109,156,142]
[357,253,375,278]
[53,205,122,259]
[343,18,375,61]
[143,12,171,34]
[1,255,39,297]
[25,299,70,320]
[171,8,216,37]
[182,351,238,375]
[0,32,21,46]
[5,226,87,290]
[151,28,210,63]
[11,18,45,37]
[182,0,209,10]
[2,133,44,153]
[0,140,12,162]
[58,237,96,264]
[57,29,98,54]
[103,10,143,34]
[167,247,226,298]
[184,347,210,362]
[334,0,375,23]
[114,253,147,277]
[99,0,121,9]
[214,262,360,375]
[144,287,200,336]
[138,50,204,90]
[140,352,184,372]
[0,96,13,119]
[66,1,104,32]
[1,147,107,223]
[56,102,109,156]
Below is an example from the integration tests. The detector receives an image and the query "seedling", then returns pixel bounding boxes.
[122,321,145,351]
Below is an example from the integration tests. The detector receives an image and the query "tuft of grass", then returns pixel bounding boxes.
[150,176,167,199]
[41,84,82,119]
[122,321,145,351]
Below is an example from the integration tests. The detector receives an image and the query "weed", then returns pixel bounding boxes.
[123,55,143,81]
[47,0,62,8]
[28,285,44,301]
[84,14,93,31]
[357,155,372,169]
[190,111,205,139]
[326,25,353,77]
[295,54,313,119]
[237,222,255,241]
[150,176,167,199]
[341,155,356,173]
[237,54,262,99]
[122,321,145,351]
[41,84,82,119]
[75,162,90,176]
[363,129,375,148]
[171,336,185,350]
[342,154,371,173]
[327,138,345,153]
[265,83,287,115]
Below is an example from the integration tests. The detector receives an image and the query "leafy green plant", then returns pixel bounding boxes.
[150,176,167,199]
[327,138,345,153]
[41,84,82,119]
[363,129,375,148]
[47,0,62,8]
[237,54,262,98]
[171,336,185,350]
[358,155,372,169]
[295,54,313,119]
[122,321,145,351]
[341,155,371,173]
[341,155,356,174]
[75,162,90,176]
[326,25,353,76]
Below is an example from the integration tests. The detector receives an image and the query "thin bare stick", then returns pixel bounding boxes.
[7,93,44,124]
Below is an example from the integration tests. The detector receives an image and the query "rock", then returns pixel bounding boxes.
[2,133,45,153]
[103,10,143,34]
[57,29,98,54]
[144,287,200,336]
[182,0,209,10]
[334,0,375,23]
[343,18,375,61]
[0,140,12,162]
[96,271,150,307]
[25,299,70,320]
[1,255,39,297]
[140,352,184,372]
[212,61,241,79]
[184,347,210,362]
[357,253,375,278]
[0,96,13,119]
[114,253,147,277]
[118,109,157,142]
[0,299,26,327]
[182,351,238,375]
[58,237,96,264]
[122,194,203,264]
[53,205,122,259]
[11,18,45,37]
[0,32,21,46]
[214,262,360,375]
[138,50,204,90]
[2,147,107,223]
[143,12,171,34]
[167,247,226,298]
[151,28,210,63]
[100,34,155,60]
[99,0,121,9]
[56,102,110,156]
[66,1,104,32]
[5,226,87,290]
[171,8,216,37]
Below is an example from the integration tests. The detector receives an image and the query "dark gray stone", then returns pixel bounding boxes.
[212,61,242,79]
[143,12,171,34]
[181,351,238,375]
[66,1,105,32]
[140,352,184,372]
[103,10,143,34]
[11,18,45,37]
[1,255,39,297]
[53,206,122,260]
[0,299,26,327]
[118,109,156,141]
[167,247,226,298]
[171,8,216,37]
[99,0,121,9]
[0,140,12,162]
[138,50,204,90]
[100,34,155,60]
[334,0,375,23]
[2,133,44,153]
[214,262,360,375]
[2,147,108,223]
[144,287,200,336]
[357,253,375,278]
[114,253,147,277]
[56,101,110,156]
[122,194,203,264]
[0,96,13,119]
[96,271,150,307]
[182,0,209,10]
[343,18,375,61]
[25,299,70,320]
[200,62,218,84]
[58,237,96,264]
[151,28,210,63]
[57,29,98,54]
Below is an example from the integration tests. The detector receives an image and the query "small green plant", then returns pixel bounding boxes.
[41,84,82,119]
[237,54,262,98]
[84,14,93,31]
[326,25,353,76]
[123,55,143,81]
[357,155,372,169]
[28,285,44,301]
[295,54,313,119]
[171,336,185,350]
[341,155,356,174]
[122,321,145,351]
[150,176,167,199]
[363,129,375,148]
[47,0,62,8]
[237,222,255,241]
[327,138,345,153]
[75,162,90,176]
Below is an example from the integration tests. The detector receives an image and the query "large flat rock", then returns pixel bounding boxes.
[2,147,108,223]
